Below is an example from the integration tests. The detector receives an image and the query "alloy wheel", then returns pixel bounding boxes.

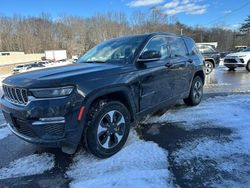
[193,80,203,101]
[97,110,125,149]
[205,61,213,75]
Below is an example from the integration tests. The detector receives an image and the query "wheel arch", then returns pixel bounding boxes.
[85,86,137,122]
[205,58,215,68]
[193,70,205,85]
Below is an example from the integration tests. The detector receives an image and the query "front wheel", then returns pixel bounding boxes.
[246,61,250,72]
[184,76,203,106]
[84,100,130,158]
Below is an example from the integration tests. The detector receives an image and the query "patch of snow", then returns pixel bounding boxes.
[0,153,54,180]
[67,130,173,188]
[146,125,160,135]
[146,94,250,187]
[0,126,12,140]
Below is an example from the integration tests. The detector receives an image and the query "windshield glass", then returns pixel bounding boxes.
[242,47,250,52]
[77,36,146,64]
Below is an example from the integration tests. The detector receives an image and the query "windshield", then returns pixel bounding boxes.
[242,47,250,52]
[77,36,146,64]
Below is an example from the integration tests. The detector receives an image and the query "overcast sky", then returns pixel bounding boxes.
[0,0,249,28]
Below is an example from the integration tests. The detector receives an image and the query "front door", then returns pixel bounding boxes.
[138,36,175,111]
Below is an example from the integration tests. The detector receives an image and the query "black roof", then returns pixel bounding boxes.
[112,32,189,41]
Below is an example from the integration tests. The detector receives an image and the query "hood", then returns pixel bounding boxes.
[227,52,250,57]
[3,63,131,88]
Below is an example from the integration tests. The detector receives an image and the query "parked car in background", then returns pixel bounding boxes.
[13,64,31,74]
[197,44,220,75]
[234,46,247,52]
[1,33,205,158]
[224,47,250,71]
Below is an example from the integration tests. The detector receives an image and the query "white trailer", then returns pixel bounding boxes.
[45,50,67,61]
[196,42,218,49]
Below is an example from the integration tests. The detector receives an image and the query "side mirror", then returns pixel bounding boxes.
[138,50,161,62]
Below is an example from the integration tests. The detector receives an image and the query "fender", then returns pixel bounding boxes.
[83,84,138,123]
[204,58,215,67]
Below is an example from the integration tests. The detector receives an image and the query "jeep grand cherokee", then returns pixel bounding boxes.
[0,33,205,158]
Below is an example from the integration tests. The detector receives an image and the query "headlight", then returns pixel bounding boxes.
[30,86,74,98]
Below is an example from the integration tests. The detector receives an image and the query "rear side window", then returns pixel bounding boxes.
[169,37,188,57]
[184,37,200,55]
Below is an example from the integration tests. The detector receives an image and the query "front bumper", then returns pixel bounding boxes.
[224,57,247,68]
[0,91,85,152]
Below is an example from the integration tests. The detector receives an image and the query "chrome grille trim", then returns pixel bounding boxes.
[2,85,28,105]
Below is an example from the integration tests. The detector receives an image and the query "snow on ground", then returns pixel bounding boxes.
[0,153,54,180]
[67,130,173,188]
[146,94,250,187]
[0,126,12,140]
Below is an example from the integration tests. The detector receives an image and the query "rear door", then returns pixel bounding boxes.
[168,36,193,96]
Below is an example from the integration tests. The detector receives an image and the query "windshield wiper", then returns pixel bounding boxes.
[85,60,106,64]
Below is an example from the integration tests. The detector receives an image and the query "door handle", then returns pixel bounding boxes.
[187,59,193,63]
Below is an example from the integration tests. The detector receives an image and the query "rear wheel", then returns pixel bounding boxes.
[184,76,203,106]
[84,100,130,158]
[204,61,214,75]
[246,61,250,71]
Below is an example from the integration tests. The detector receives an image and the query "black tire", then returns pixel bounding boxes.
[228,68,235,71]
[84,100,130,158]
[204,61,214,75]
[184,76,203,106]
[246,61,250,71]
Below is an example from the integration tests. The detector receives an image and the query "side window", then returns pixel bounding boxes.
[142,36,170,59]
[184,37,199,55]
[192,46,200,55]
[169,37,188,57]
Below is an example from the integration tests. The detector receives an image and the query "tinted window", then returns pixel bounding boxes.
[184,37,200,55]
[169,37,188,57]
[142,36,170,59]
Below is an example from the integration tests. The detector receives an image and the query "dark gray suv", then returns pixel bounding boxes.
[0,32,205,158]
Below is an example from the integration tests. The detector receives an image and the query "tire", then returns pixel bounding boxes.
[84,100,131,158]
[204,61,214,75]
[184,76,203,106]
[246,61,250,72]
[228,68,235,71]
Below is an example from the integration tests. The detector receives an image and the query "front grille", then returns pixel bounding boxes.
[224,59,237,63]
[2,85,28,105]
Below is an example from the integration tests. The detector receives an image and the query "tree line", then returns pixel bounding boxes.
[0,10,249,57]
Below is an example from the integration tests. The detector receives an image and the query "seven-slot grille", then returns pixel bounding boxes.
[2,85,28,105]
